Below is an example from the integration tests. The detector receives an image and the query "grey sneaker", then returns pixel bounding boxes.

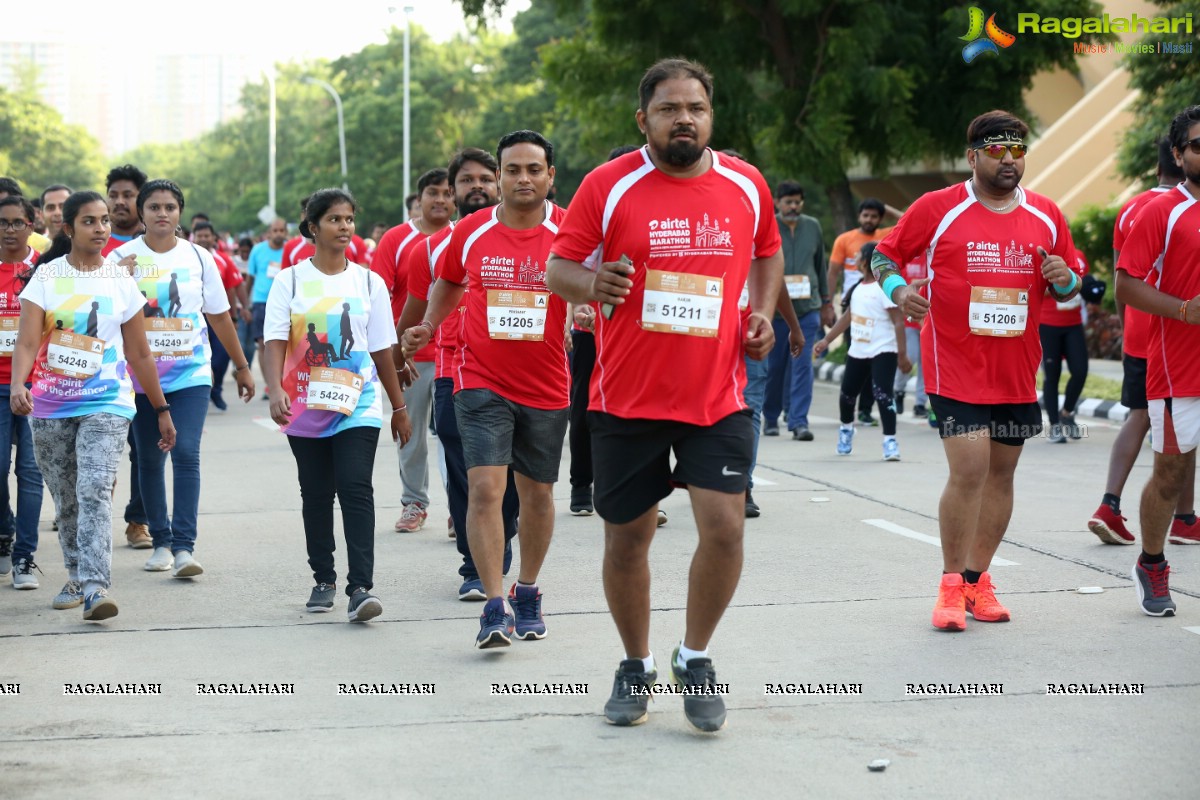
[670,646,727,732]
[1132,560,1176,617]
[172,550,204,579]
[347,588,383,622]
[0,537,12,576]
[144,547,174,571]
[306,582,336,613]
[52,581,84,609]
[791,426,814,441]
[604,659,658,726]
[11,558,40,589]
[1047,424,1067,444]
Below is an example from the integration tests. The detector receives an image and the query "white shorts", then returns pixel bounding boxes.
[1149,397,1200,455]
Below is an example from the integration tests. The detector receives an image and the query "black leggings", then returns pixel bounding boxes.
[569,330,595,488]
[840,353,898,435]
[1039,324,1088,424]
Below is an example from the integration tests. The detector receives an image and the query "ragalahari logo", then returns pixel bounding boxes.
[961,7,1016,63]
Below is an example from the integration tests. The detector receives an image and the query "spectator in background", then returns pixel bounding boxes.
[0,178,50,254]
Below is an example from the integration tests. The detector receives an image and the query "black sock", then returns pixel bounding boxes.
[1102,493,1121,512]
[962,569,983,584]
[1174,512,1197,525]
[1140,550,1165,565]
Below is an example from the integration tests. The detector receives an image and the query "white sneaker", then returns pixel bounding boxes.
[172,550,204,579]
[144,547,174,571]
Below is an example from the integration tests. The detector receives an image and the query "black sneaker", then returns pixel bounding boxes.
[895,391,905,416]
[347,587,383,622]
[791,426,814,441]
[912,403,926,417]
[570,485,594,516]
[670,647,726,732]
[763,423,780,437]
[210,390,228,412]
[604,659,658,726]
[306,582,336,613]
[744,489,760,518]
[857,410,877,426]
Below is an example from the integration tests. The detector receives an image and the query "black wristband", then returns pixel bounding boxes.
[155,404,171,415]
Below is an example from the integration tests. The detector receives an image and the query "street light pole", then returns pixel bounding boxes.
[304,77,349,192]
[265,68,277,218]
[403,5,413,201]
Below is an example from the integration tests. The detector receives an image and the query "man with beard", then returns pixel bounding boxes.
[102,165,147,257]
[395,148,520,600]
[872,110,1080,631]
[371,168,454,533]
[403,133,569,651]
[1115,104,1200,616]
[547,59,782,732]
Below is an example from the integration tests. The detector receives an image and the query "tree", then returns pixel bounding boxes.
[460,0,1112,231]
[0,86,105,193]
[1118,1,1199,185]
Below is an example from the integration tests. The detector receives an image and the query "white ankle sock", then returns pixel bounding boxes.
[676,642,708,667]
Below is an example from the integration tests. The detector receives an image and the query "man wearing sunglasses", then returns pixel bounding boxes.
[869,109,1081,632]
[1114,104,1200,618]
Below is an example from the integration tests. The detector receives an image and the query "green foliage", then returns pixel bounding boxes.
[1069,203,1119,313]
[0,86,105,194]
[1118,1,1200,183]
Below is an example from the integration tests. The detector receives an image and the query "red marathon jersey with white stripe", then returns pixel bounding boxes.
[876,181,1077,404]
[440,202,569,409]
[1117,184,1200,400]
[406,222,459,367]
[370,221,430,324]
[1114,186,1172,359]
[280,235,368,270]
[550,147,781,426]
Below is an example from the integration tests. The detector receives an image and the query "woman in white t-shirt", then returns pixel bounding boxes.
[9,191,176,622]
[815,242,911,460]
[113,179,255,579]
[263,188,410,623]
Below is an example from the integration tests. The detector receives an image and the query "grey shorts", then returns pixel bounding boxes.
[454,388,569,484]
[251,302,268,341]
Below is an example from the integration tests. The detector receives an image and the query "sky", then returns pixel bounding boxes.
[12,0,529,60]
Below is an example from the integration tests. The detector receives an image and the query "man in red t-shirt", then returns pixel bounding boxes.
[403,132,568,652]
[193,221,246,411]
[1088,136,1195,546]
[372,168,454,534]
[1115,105,1200,616]
[101,164,146,257]
[547,59,783,732]
[874,110,1080,633]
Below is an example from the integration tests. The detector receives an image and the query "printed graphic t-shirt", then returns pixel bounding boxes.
[112,237,231,393]
[263,259,397,438]
[18,256,145,420]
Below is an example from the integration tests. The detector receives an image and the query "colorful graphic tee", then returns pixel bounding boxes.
[263,259,397,438]
[111,237,230,393]
[18,256,145,419]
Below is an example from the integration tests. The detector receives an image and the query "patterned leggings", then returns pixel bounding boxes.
[31,414,130,595]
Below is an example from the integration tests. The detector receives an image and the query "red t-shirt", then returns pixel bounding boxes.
[280,234,368,270]
[551,147,782,425]
[1117,184,1200,400]
[404,223,460,365]
[876,182,1077,404]
[1114,187,1171,359]
[101,233,138,257]
[211,248,244,291]
[1040,249,1088,327]
[0,248,38,385]
[370,221,430,323]
[440,202,570,410]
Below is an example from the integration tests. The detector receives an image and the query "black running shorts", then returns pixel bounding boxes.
[927,394,1043,447]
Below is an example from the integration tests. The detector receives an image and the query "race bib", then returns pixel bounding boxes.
[0,317,18,357]
[47,329,105,378]
[306,367,363,415]
[785,275,812,300]
[143,317,193,358]
[850,314,874,343]
[1056,294,1083,311]
[641,269,722,337]
[969,286,1028,337]
[267,262,281,279]
[487,290,548,340]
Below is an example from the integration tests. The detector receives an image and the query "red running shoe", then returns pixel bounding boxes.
[1088,504,1135,545]
[1168,516,1200,545]
[932,573,966,631]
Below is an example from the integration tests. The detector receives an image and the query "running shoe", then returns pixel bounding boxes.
[670,646,726,732]
[927,407,938,428]
[657,509,667,527]
[347,587,383,622]
[932,573,966,631]
[82,589,118,621]
[882,439,900,462]
[125,522,152,550]
[394,502,428,532]
[745,489,760,518]
[912,403,927,417]
[836,426,854,456]
[791,426,814,441]
[476,597,515,649]
[604,659,658,726]
[1132,560,1176,617]
[52,581,83,610]
[857,411,877,427]
[1168,516,1200,545]
[570,485,594,516]
[448,515,456,539]
[11,558,40,590]
[144,547,173,571]
[1088,504,1136,545]
[963,572,1010,622]
[210,390,228,412]
[763,423,780,437]
[172,551,204,579]
[306,582,336,613]
[895,392,906,415]
[458,576,486,601]
[508,583,546,640]
[1047,423,1067,444]
[0,537,11,576]
[1060,412,1083,440]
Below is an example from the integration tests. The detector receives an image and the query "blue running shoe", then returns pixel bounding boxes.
[836,426,854,456]
[476,597,515,649]
[509,583,546,640]
[458,576,486,601]
[82,589,118,622]
[882,438,900,461]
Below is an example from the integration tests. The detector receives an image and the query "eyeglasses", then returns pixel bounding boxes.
[976,144,1027,159]
[1182,137,1200,155]
[0,219,30,232]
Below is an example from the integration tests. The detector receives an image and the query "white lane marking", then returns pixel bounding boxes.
[862,518,1019,566]
[752,477,777,486]
[252,416,279,432]
[1184,627,1200,637]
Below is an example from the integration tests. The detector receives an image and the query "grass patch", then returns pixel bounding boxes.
[1036,371,1122,403]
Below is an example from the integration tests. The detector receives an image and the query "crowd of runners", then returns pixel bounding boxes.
[1,58,1198,733]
